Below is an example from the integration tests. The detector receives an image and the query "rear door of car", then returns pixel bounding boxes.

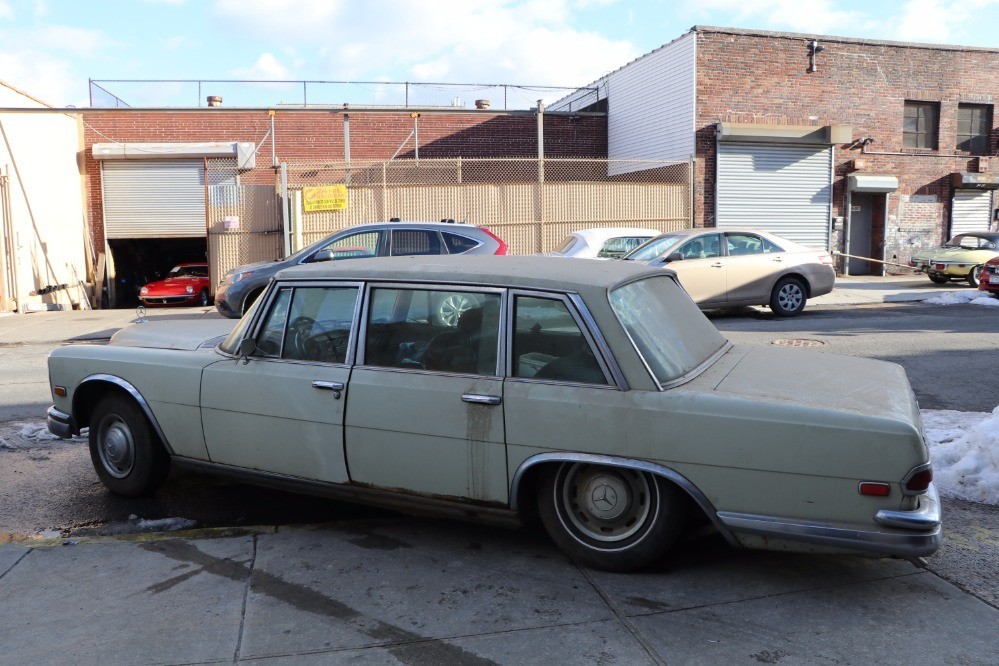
[344,283,508,503]
[721,232,779,303]
[200,282,360,483]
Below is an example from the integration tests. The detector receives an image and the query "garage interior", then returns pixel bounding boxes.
[107,237,208,307]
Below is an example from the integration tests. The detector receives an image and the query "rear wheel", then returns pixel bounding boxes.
[928,274,949,284]
[769,277,807,317]
[88,394,170,497]
[537,463,687,572]
[967,265,983,287]
[197,288,209,307]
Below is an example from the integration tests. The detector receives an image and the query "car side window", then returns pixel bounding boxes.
[726,233,764,256]
[391,230,443,256]
[364,288,500,375]
[320,231,380,259]
[282,287,359,363]
[762,237,785,253]
[254,288,293,357]
[678,234,721,259]
[512,296,608,385]
[442,232,482,254]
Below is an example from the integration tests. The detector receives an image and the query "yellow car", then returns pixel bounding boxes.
[908,232,999,286]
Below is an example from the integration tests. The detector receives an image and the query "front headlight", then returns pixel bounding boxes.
[185,285,194,294]
[229,271,254,284]
[139,287,148,295]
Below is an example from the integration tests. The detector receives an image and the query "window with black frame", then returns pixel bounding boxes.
[512,296,607,385]
[957,104,992,154]
[903,101,939,150]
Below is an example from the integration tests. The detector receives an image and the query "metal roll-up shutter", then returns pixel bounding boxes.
[102,160,207,238]
[950,189,993,236]
[716,143,832,249]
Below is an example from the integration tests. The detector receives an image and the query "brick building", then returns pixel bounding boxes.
[553,26,999,276]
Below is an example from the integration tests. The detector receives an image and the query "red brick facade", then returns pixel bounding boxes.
[81,110,606,247]
[693,27,999,271]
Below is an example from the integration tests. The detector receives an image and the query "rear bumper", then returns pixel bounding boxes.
[717,483,942,559]
[46,406,75,439]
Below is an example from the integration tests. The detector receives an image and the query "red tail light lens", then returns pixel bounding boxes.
[479,226,508,255]
[903,467,933,494]
[818,253,834,265]
[859,482,891,497]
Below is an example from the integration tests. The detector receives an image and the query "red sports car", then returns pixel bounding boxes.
[979,255,999,298]
[139,263,212,307]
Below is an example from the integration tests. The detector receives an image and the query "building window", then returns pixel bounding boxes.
[903,101,939,150]
[957,104,992,154]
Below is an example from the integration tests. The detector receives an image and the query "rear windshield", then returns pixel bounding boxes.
[609,276,726,385]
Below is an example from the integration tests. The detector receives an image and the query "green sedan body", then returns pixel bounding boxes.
[46,255,941,571]
[909,232,999,286]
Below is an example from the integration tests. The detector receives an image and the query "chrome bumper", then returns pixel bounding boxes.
[717,483,943,559]
[46,406,75,439]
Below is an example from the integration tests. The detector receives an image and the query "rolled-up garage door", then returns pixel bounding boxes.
[950,189,993,236]
[102,160,206,238]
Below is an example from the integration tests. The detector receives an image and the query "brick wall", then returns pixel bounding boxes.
[81,109,606,248]
[694,28,999,267]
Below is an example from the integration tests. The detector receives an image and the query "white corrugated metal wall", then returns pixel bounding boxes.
[102,160,207,238]
[715,143,833,249]
[950,189,994,236]
[606,32,696,175]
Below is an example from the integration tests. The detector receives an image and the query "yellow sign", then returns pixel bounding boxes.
[303,185,348,212]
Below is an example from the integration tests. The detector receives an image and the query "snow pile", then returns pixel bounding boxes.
[18,422,63,441]
[925,290,999,307]
[922,407,999,506]
[0,420,82,450]
[129,515,197,532]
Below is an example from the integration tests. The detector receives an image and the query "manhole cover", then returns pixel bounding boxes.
[772,338,826,348]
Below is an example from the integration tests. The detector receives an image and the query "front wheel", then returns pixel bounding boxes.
[537,463,687,572]
[197,288,209,307]
[89,394,170,497]
[769,277,807,317]
[967,265,983,287]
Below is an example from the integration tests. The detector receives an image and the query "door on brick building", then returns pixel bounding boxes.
[848,194,886,276]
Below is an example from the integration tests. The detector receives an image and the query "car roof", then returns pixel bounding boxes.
[953,232,999,240]
[351,221,482,230]
[647,227,816,251]
[571,227,662,242]
[276,254,669,293]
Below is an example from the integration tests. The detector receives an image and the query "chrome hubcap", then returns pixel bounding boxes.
[439,294,473,327]
[560,464,651,543]
[97,415,135,479]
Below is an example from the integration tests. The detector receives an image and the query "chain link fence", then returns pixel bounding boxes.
[90,80,598,111]
[206,157,690,283]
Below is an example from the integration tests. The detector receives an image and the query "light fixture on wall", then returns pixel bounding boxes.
[808,40,825,73]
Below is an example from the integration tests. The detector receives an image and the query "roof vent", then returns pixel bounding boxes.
[475,99,491,110]
[207,96,223,107]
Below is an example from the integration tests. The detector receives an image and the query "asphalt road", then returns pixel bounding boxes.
[1,300,996,612]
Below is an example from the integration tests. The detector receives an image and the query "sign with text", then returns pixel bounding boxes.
[303,185,348,212]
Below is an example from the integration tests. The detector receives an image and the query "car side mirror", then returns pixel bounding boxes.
[310,249,335,263]
[664,252,683,263]
[237,337,257,364]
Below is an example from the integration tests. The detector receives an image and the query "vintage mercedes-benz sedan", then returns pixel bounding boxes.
[47,256,940,571]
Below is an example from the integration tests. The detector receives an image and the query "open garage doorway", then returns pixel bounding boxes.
[107,237,208,308]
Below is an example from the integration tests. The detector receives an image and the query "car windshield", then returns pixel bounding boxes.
[167,265,208,278]
[945,234,998,250]
[623,234,683,262]
[610,276,727,385]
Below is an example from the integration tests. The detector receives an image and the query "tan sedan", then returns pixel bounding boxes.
[623,228,836,316]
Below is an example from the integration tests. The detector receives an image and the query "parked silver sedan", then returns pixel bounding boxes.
[46,256,937,571]
[624,228,836,316]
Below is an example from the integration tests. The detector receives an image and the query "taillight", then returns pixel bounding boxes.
[818,253,834,265]
[859,482,891,497]
[479,227,509,255]
[903,465,933,494]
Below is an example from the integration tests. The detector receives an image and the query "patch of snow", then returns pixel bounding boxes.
[134,517,197,532]
[925,290,999,307]
[0,420,84,450]
[922,406,999,506]
[18,422,62,441]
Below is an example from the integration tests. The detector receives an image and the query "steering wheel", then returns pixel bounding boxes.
[287,316,316,359]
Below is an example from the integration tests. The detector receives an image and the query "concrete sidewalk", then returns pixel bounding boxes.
[0,276,974,346]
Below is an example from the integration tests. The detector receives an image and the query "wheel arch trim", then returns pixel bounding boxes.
[75,374,175,455]
[509,452,740,547]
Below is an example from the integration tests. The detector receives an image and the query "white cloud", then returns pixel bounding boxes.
[890,0,999,44]
[0,0,13,19]
[232,52,291,79]
[0,22,109,105]
[690,0,867,35]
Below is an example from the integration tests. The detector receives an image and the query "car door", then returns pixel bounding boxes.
[665,233,727,305]
[722,232,778,303]
[345,285,508,503]
[200,282,360,483]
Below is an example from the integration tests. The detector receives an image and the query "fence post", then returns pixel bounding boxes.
[381,162,388,220]
[688,155,696,227]
[280,162,290,257]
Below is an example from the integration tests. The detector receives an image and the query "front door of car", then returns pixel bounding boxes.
[345,286,507,503]
[200,283,360,483]
[666,233,726,305]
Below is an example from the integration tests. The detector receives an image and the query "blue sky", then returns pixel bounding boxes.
[2,0,999,107]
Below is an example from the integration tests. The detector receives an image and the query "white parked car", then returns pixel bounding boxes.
[551,227,661,259]
[47,256,939,571]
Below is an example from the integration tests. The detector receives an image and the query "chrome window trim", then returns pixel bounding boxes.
[509,452,739,547]
[505,289,619,389]
[351,364,503,381]
[606,273,731,391]
[76,374,175,456]
[357,282,506,377]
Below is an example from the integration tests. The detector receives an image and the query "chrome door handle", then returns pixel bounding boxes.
[462,394,502,405]
[710,262,723,268]
[312,380,344,399]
